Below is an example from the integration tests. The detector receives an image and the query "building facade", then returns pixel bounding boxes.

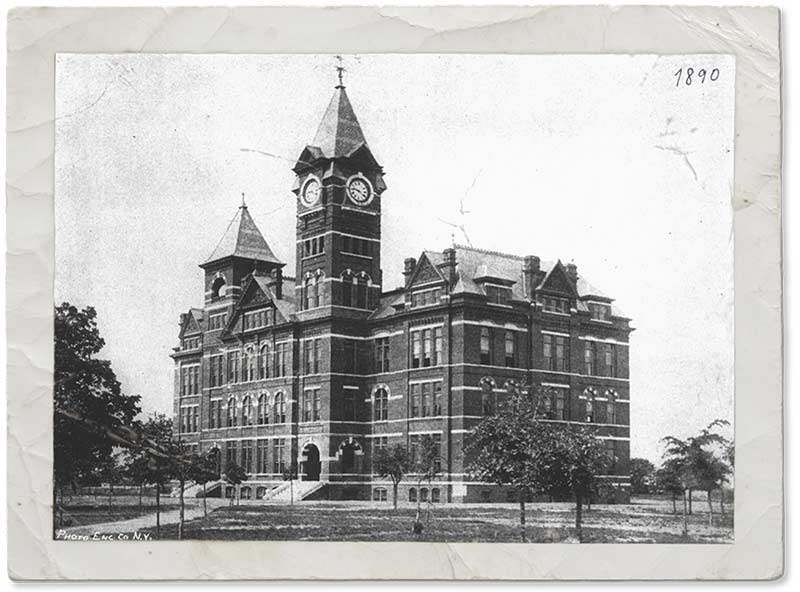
[171,80,633,503]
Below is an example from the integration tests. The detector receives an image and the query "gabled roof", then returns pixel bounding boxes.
[309,86,370,160]
[204,205,284,267]
[179,308,203,338]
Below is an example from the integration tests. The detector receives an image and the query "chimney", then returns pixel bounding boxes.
[440,248,457,286]
[403,258,417,285]
[268,267,283,299]
[565,262,578,285]
[523,255,540,298]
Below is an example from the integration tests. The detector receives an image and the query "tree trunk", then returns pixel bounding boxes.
[138,483,143,515]
[178,476,185,541]
[155,481,161,538]
[706,489,714,526]
[672,494,677,514]
[720,490,725,515]
[392,480,399,511]
[681,490,688,536]
[108,482,113,513]
[426,478,433,523]
[203,483,208,518]
[415,480,422,523]
[575,494,583,543]
[688,488,693,515]
[519,497,527,543]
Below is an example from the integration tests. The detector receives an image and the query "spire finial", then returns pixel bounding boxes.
[335,55,345,88]
[241,192,247,209]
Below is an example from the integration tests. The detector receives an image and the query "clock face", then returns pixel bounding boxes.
[347,175,373,205]
[301,177,321,207]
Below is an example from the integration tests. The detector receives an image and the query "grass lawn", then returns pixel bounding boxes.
[137,496,733,543]
[57,495,179,527]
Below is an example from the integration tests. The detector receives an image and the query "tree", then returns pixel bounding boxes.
[630,458,656,495]
[662,419,731,535]
[411,435,441,526]
[223,461,248,507]
[374,445,411,510]
[122,449,150,514]
[139,413,174,537]
[534,425,608,543]
[187,452,219,519]
[654,459,684,514]
[469,386,553,543]
[53,303,141,528]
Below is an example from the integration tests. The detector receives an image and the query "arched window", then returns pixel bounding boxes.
[431,488,441,503]
[341,271,354,307]
[274,391,286,424]
[240,486,252,500]
[409,488,417,502]
[304,272,321,310]
[583,387,597,423]
[244,346,257,382]
[257,393,269,425]
[480,377,496,416]
[420,488,429,502]
[241,395,252,426]
[256,486,268,500]
[605,389,617,424]
[211,277,226,300]
[226,397,237,427]
[373,387,389,421]
[259,344,270,379]
[355,272,370,309]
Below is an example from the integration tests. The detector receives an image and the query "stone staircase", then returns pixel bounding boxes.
[264,480,327,503]
[171,479,224,499]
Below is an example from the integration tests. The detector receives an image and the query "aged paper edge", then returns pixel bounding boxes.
[6,5,782,581]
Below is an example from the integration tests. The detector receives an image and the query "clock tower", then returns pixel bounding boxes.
[292,78,386,318]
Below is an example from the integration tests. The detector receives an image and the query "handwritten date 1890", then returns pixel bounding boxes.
[674,67,720,87]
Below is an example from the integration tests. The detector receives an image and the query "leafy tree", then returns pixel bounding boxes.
[662,419,731,534]
[654,459,684,514]
[630,458,656,495]
[122,448,150,514]
[534,425,608,542]
[223,461,248,507]
[374,445,411,510]
[411,435,441,525]
[139,413,174,537]
[468,390,538,541]
[53,303,141,529]
[187,452,219,518]
[469,386,563,542]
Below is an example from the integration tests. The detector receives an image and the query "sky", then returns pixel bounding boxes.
[55,54,735,463]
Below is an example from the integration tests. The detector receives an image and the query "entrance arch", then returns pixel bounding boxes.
[301,443,321,481]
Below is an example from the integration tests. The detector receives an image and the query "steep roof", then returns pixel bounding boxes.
[204,205,283,266]
[422,244,619,308]
[309,86,370,159]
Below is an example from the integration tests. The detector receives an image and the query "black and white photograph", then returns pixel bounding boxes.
[52,53,736,544]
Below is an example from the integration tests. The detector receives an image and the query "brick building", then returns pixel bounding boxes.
[171,79,633,503]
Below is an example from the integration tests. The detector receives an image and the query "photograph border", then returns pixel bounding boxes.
[6,5,782,580]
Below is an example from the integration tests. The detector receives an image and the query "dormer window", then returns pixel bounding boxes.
[181,336,201,351]
[410,287,441,308]
[485,285,511,305]
[243,308,271,330]
[589,302,611,322]
[538,296,569,314]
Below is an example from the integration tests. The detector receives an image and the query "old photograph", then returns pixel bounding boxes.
[53,53,735,544]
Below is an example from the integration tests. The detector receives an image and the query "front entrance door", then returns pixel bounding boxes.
[302,444,321,481]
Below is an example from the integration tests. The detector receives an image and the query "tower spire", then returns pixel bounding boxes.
[241,192,247,209]
[335,54,345,88]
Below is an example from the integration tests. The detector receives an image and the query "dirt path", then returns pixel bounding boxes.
[57,499,228,537]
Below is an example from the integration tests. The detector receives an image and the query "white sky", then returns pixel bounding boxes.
[55,54,735,463]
